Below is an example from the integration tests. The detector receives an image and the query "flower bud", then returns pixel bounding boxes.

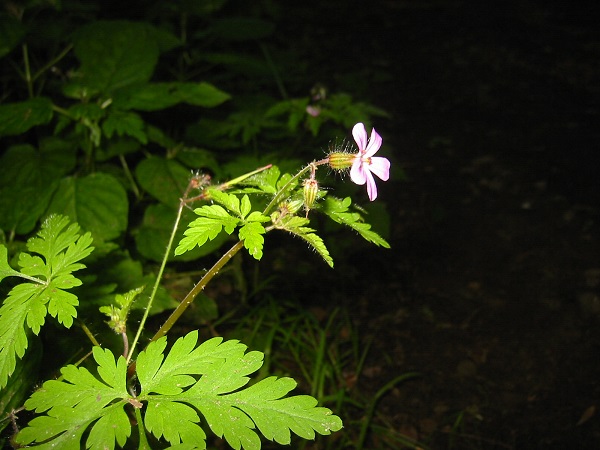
[327,152,356,171]
[303,178,319,211]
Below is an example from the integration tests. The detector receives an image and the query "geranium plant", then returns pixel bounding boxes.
[0,122,390,449]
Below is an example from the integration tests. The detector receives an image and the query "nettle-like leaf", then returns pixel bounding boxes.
[272,215,333,268]
[45,172,129,241]
[320,196,390,248]
[16,331,343,449]
[16,346,130,450]
[0,215,94,388]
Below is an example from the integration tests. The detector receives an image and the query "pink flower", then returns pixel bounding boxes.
[350,123,390,201]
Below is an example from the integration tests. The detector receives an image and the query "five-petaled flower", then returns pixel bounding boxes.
[350,122,390,201]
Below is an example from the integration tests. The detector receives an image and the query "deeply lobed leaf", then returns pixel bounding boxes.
[16,347,130,449]
[0,215,93,388]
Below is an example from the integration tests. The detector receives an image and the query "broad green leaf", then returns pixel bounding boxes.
[0,141,76,234]
[0,215,93,388]
[0,98,53,137]
[16,347,130,450]
[67,20,159,96]
[175,147,221,177]
[102,110,147,144]
[0,14,26,58]
[46,173,128,241]
[175,205,239,255]
[135,157,191,207]
[112,82,230,111]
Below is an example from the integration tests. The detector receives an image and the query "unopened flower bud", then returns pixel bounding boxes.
[327,152,356,171]
[303,178,319,211]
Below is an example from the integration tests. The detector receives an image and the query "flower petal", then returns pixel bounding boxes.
[363,128,383,158]
[368,156,390,181]
[352,123,368,152]
[365,170,378,201]
[350,157,367,185]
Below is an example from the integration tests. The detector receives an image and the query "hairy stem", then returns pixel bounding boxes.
[149,239,245,343]
[127,200,186,363]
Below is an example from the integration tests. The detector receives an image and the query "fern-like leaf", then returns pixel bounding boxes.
[175,205,238,255]
[273,215,333,267]
[16,331,342,449]
[0,215,94,388]
[138,331,343,449]
[320,196,390,248]
[15,346,130,450]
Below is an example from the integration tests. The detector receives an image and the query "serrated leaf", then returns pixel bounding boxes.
[207,189,242,216]
[0,142,75,234]
[68,20,159,95]
[0,245,20,282]
[237,165,280,194]
[137,333,248,396]
[274,216,333,267]
[321,197,390,248]
[0,98,54,137]
[135,157,191,207]
[45,173,128,241]
[239,222,265,260]
[112,82,230,111]
[0,215,93,388]
[16,346,130,450]
[135,204,229,262]
[175,205,239,255]
[102,110,147,144]
[136,331,342,450]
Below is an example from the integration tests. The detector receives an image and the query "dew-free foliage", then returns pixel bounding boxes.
[0,215,94,388]
[16,330,343,450]
[175,190,270,260]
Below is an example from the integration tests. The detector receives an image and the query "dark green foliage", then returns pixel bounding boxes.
[0,1,392,448]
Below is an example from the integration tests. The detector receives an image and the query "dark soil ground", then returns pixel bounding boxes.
[274,1,600,448]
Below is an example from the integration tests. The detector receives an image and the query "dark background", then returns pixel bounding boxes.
[271,0,600,448]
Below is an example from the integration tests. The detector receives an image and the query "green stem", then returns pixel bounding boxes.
[149,239,245,344]
[262,159,328,215]
[119,154,141,200]
[134,407,152,450]
[126,200,185,363]
[21,44,33,98]
[31,44,73,83]
[260,43,287,99]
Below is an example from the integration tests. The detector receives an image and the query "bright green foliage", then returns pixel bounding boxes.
[271,215,334,268]
[100,285,145,334]
[175,190,270,260]
[0,215,94,389]
[16,330,343,450]
[320,196,391,248]
[16,346,131,450]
